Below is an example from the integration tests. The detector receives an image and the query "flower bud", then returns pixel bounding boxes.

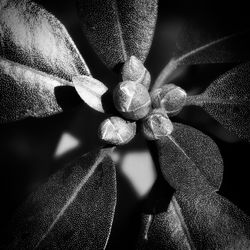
[122,56,151,89]
[142,109,173,140]
[98,116,136,145]
[151,84,187,116]
[113,81,151,120]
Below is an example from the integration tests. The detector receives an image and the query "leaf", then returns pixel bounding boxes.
[77,0,158,69]
[0,57,71,123]
[73,75,108,113]
[0,0,90,122]
[154,29,250,89]
[3,148,117,249]
[139,192,250,249]
[156,123,223,194]
[187,62,250,142]
[0,0,90,81]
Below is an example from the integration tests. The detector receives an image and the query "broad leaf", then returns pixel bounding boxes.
[0,58,71,123]
[0,0,90,122]
[139,192,250,249]
[3,148,117,249]
[154,29,250,89]
[156,123,223,194]
[187,63,250,142]
[77,0,158,69]
[73,75,108,113]
[0,0,90,80]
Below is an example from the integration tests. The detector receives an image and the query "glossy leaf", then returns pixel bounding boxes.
[187,63,250,142]
[154,29,250,89]
[0,0,90,80]
[139,192,250,249]
[73,75,108,113]
[156,123,223,194]
[3,148,117,249]
[77,0,158,69]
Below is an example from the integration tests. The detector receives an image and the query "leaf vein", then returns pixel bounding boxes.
[35,151,106,248]
[172,196,196,250]
[113,1,127,61]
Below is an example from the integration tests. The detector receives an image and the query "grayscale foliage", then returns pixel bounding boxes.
[77,0,158,69]
[0,0,90,80]
[0,0,90,122]
[0,0,249,249]
[3,148,117,249]
[154,29,250,89]
[0,58,70,123]
[139,192,250,250]
[187,62,250,142]
[156,123,223,194]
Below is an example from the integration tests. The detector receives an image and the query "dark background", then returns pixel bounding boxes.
[0,0,250,249]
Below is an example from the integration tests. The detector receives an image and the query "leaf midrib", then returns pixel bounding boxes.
[154,29,250,89]
[0,56,72,87]
[35,150,107,248]
[113,0,127,61]
[187,95,250,107]
[172,195,196,250]
[167,132,217,191]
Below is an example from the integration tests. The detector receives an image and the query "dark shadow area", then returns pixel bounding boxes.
[106,169,141,250]
[54,85,82,110]
[101,90,118,115]
[145,139,175,214]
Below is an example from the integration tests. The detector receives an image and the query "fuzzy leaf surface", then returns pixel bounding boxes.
[4,148,117,249]
[0,58,72,123]
[77,0,158,69]
[0,0,90,80]
[187,63,250,142]
[154,29,250,89]
[156,123,223,194]
[0,0,90,122]
[139,192,250,249]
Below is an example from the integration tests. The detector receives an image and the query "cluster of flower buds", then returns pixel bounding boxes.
[98,56,187,145]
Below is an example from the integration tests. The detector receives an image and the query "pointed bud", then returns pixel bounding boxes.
[122,56,151,89]
[151,84,187,116]
[98,116,136,145]
[142,109,173,140]
[113,81,151,120]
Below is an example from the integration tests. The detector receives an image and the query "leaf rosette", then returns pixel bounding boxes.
[1,0,250,249]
